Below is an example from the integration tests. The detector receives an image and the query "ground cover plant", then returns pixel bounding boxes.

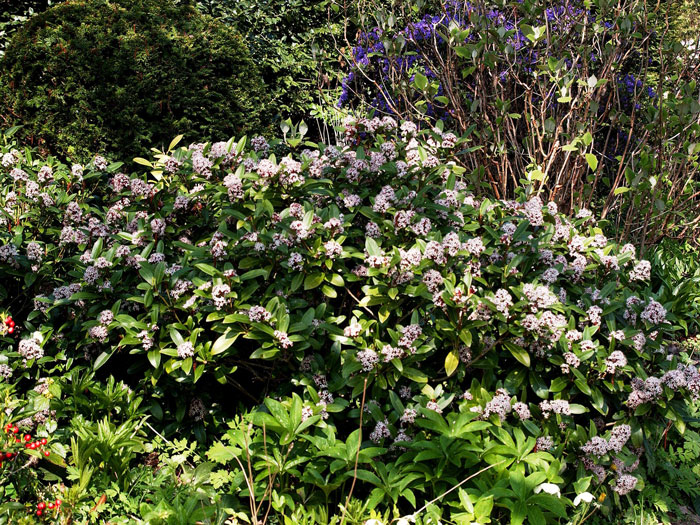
[0,113,699,523]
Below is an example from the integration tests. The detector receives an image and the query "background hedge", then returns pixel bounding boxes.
[0,0,269,161]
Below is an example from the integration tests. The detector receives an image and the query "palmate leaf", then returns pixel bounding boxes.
[206,441,236,464]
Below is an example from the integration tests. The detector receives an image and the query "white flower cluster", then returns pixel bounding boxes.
[177,341,195,359]
[539,399,571,418]
[482,389,512,421]
[211,284,230,310]
[357,349,379,371]
[523,283,558,311]
[18,333,44,362]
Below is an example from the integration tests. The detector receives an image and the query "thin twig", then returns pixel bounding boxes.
[394,460,505,522]
[339,377,368,525]
[345,287,376,318]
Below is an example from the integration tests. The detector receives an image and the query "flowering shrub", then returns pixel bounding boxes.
[337,0,700,246]
[0,0,269,161]
[0,115,697,523]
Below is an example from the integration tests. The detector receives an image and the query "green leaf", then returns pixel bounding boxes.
[529,372,549,398]
[403,367,428,383]
[378,306,390,323]
[263,398,290,429]
[170,328,185,346]
[528,506,546,525]
[591,387,608,415]
[139,267,155,286]
[168,135,184,151]
[302,209,315,230]
[414,72,429,90]
[504,342,530,367]
[206,441,235,464]
[291,272,304,292]
[133,157,153,167]
[93,350,113,371]
[365,237,381,257]
[454,46,470,58]
[147,349,161,368]
[585,153,598,171]
[212,331,238,355]
[569,403,588,414]
[445,349,459,377]
[458,488,474,513]
[321,285,337,298]
[575,378,592,395]
[353,469,383,486]
[328,274,344,287]
[4,125,22,137]
[474,495,494,521]
[549,377,568,392]
[459,329,472,346]
[304,273,324,290]
[241,269,268,281]
[195,263,219,276]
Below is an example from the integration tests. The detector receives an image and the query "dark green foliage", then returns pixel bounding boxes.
[0,0,52,55]
[649,240,700,335]
[196,0,344,125]
[2,118,698,522]
[0,0,269,161]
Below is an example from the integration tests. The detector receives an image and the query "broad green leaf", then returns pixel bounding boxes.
[365,237,381,256]
[168,134,184,151]
[328,274,344,287]
[195,263,219,276]
[304,273,324,290]
[133,157,152,167]
[585,153,598,171]
[504,342,530,367]
[414,72,429,90]
[211,331,238,355]
[93,350,113,371]
[321,285,337,298]
[445,349,459,377]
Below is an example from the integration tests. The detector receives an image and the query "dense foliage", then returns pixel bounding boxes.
[196,0,344,128]
[0,0,52,56]
[0,0,269,162]
[1,116,699,522]
[337,0,700,247]
[0,0,699,522]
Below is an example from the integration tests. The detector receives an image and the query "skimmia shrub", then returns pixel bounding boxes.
[0,116,697,523]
